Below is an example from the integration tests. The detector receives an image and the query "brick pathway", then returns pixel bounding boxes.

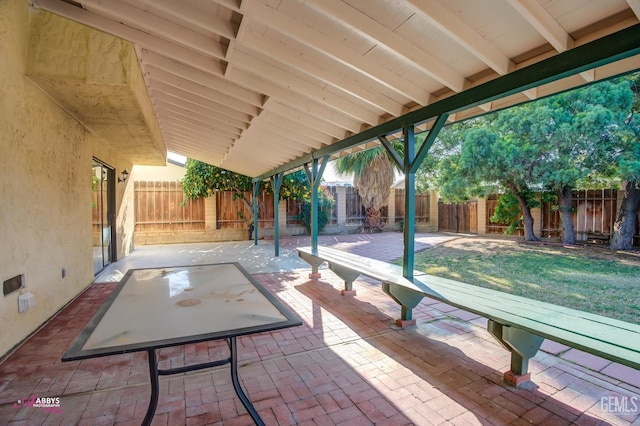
[0,234,638,425]
[278,232,459,262]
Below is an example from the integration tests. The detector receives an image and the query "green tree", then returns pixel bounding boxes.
[181,159,310,234]
[518,80,633,244]
[427,78,635,244]
[299,187,335,234]
[456,126,544,241]
[416,121,470,196]
[334,145,402,232]
[610,74,640,250]
[490,190,540,236]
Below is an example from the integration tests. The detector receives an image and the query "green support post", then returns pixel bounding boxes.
[380,115,448,280]
[271,173,283,256]
[252,180,259,246]
[403,125,416,279]
[304,156,328,255]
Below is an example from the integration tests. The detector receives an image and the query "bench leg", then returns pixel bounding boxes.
[487,320,544,387]
[298,252,324,278]
[382,283,423,328]
[328,264,360,295]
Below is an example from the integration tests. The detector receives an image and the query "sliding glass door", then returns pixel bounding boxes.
[92,160,115,276]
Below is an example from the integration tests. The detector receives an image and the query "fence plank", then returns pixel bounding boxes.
[215,191,275,229]
[134,181,204,232]
[541,189,617,241]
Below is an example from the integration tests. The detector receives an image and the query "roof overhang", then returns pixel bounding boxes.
[27,0,640,177]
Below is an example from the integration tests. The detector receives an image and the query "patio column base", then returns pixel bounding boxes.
[395,319,416,328]
[340,290,356,296]
[309,273,321,279]
[503,371,531,387]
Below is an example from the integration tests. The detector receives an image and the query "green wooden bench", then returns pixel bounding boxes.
[298,246,640,386]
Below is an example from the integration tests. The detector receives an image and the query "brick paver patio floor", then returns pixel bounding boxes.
[0,234,638,425]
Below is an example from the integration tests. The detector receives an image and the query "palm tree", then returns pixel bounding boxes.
[334,146,399,232]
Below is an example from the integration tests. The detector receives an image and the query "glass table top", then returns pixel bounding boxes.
[63,263,300,360]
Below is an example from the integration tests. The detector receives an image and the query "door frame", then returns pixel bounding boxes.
[92,158,117,274]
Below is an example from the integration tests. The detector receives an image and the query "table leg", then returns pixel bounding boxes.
[142,349,160,426]
[229,337,265,426]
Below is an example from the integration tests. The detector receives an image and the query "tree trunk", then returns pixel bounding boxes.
[512,189,539,242]
[557,185,576,245]
[610,181,640,250]
[236,191,255,239]
[364,207,382,232]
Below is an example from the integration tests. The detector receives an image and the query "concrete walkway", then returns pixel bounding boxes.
[94,232,458,282]
[1,232,638,425]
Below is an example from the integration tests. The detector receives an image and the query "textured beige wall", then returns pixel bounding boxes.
[0,0,134,358]
[133,162,186,182]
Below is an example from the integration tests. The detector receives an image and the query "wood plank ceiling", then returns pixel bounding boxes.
[32,0,640,178]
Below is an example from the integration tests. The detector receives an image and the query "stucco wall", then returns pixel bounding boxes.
[0,0,135,358]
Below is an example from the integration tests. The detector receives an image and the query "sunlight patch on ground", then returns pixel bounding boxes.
[470,272,513,291]
[425,266,451,275]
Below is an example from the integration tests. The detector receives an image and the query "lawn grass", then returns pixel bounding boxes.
[400,237,640,324]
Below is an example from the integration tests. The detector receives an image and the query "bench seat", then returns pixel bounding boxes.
[297,246,425,292]
[298,245,640,386]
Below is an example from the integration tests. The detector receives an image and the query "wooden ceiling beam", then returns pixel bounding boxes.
[240,31,405,116]
[139,49,262,106]
[155,105,243,137]
[407,0,514,75]
[228,67,362,134]
[134,0,236,40]
[507,0,574,52]
[308,0,469,88]
[243,1,431,104]
[263,99,347,140]
[80,0,225,58]
[256,24,640,180]
[232,50,381,125]
[146,78,258,123]
[150,86,251,128]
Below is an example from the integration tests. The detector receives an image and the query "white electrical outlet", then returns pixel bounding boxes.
[18,291,35,313]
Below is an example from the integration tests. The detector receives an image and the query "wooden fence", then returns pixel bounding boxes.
[216,190,274,229]
[395,189,430,224]
[541,189,617,240]
[133,182,433,232]
[438,201,477,233]
[345,186,366,224]
[134,181,204,231]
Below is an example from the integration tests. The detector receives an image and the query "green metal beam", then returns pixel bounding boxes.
[379,119,447,278]
[378,135,402,170]
[254,24,640,182]
[304,156,329,254]
[411,113,448,174]
[252,180,259,246]
[271,173,284,256]
[403,125,416,279]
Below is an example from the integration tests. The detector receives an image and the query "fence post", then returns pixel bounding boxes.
[476,197,487,235]
[429,191,438,232]
[204,196,215,231]
[336,186,347,226]
[387,189,396,228]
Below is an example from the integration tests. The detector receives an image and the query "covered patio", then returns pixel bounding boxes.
[2,0,640,424]
[1,234,639,425]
